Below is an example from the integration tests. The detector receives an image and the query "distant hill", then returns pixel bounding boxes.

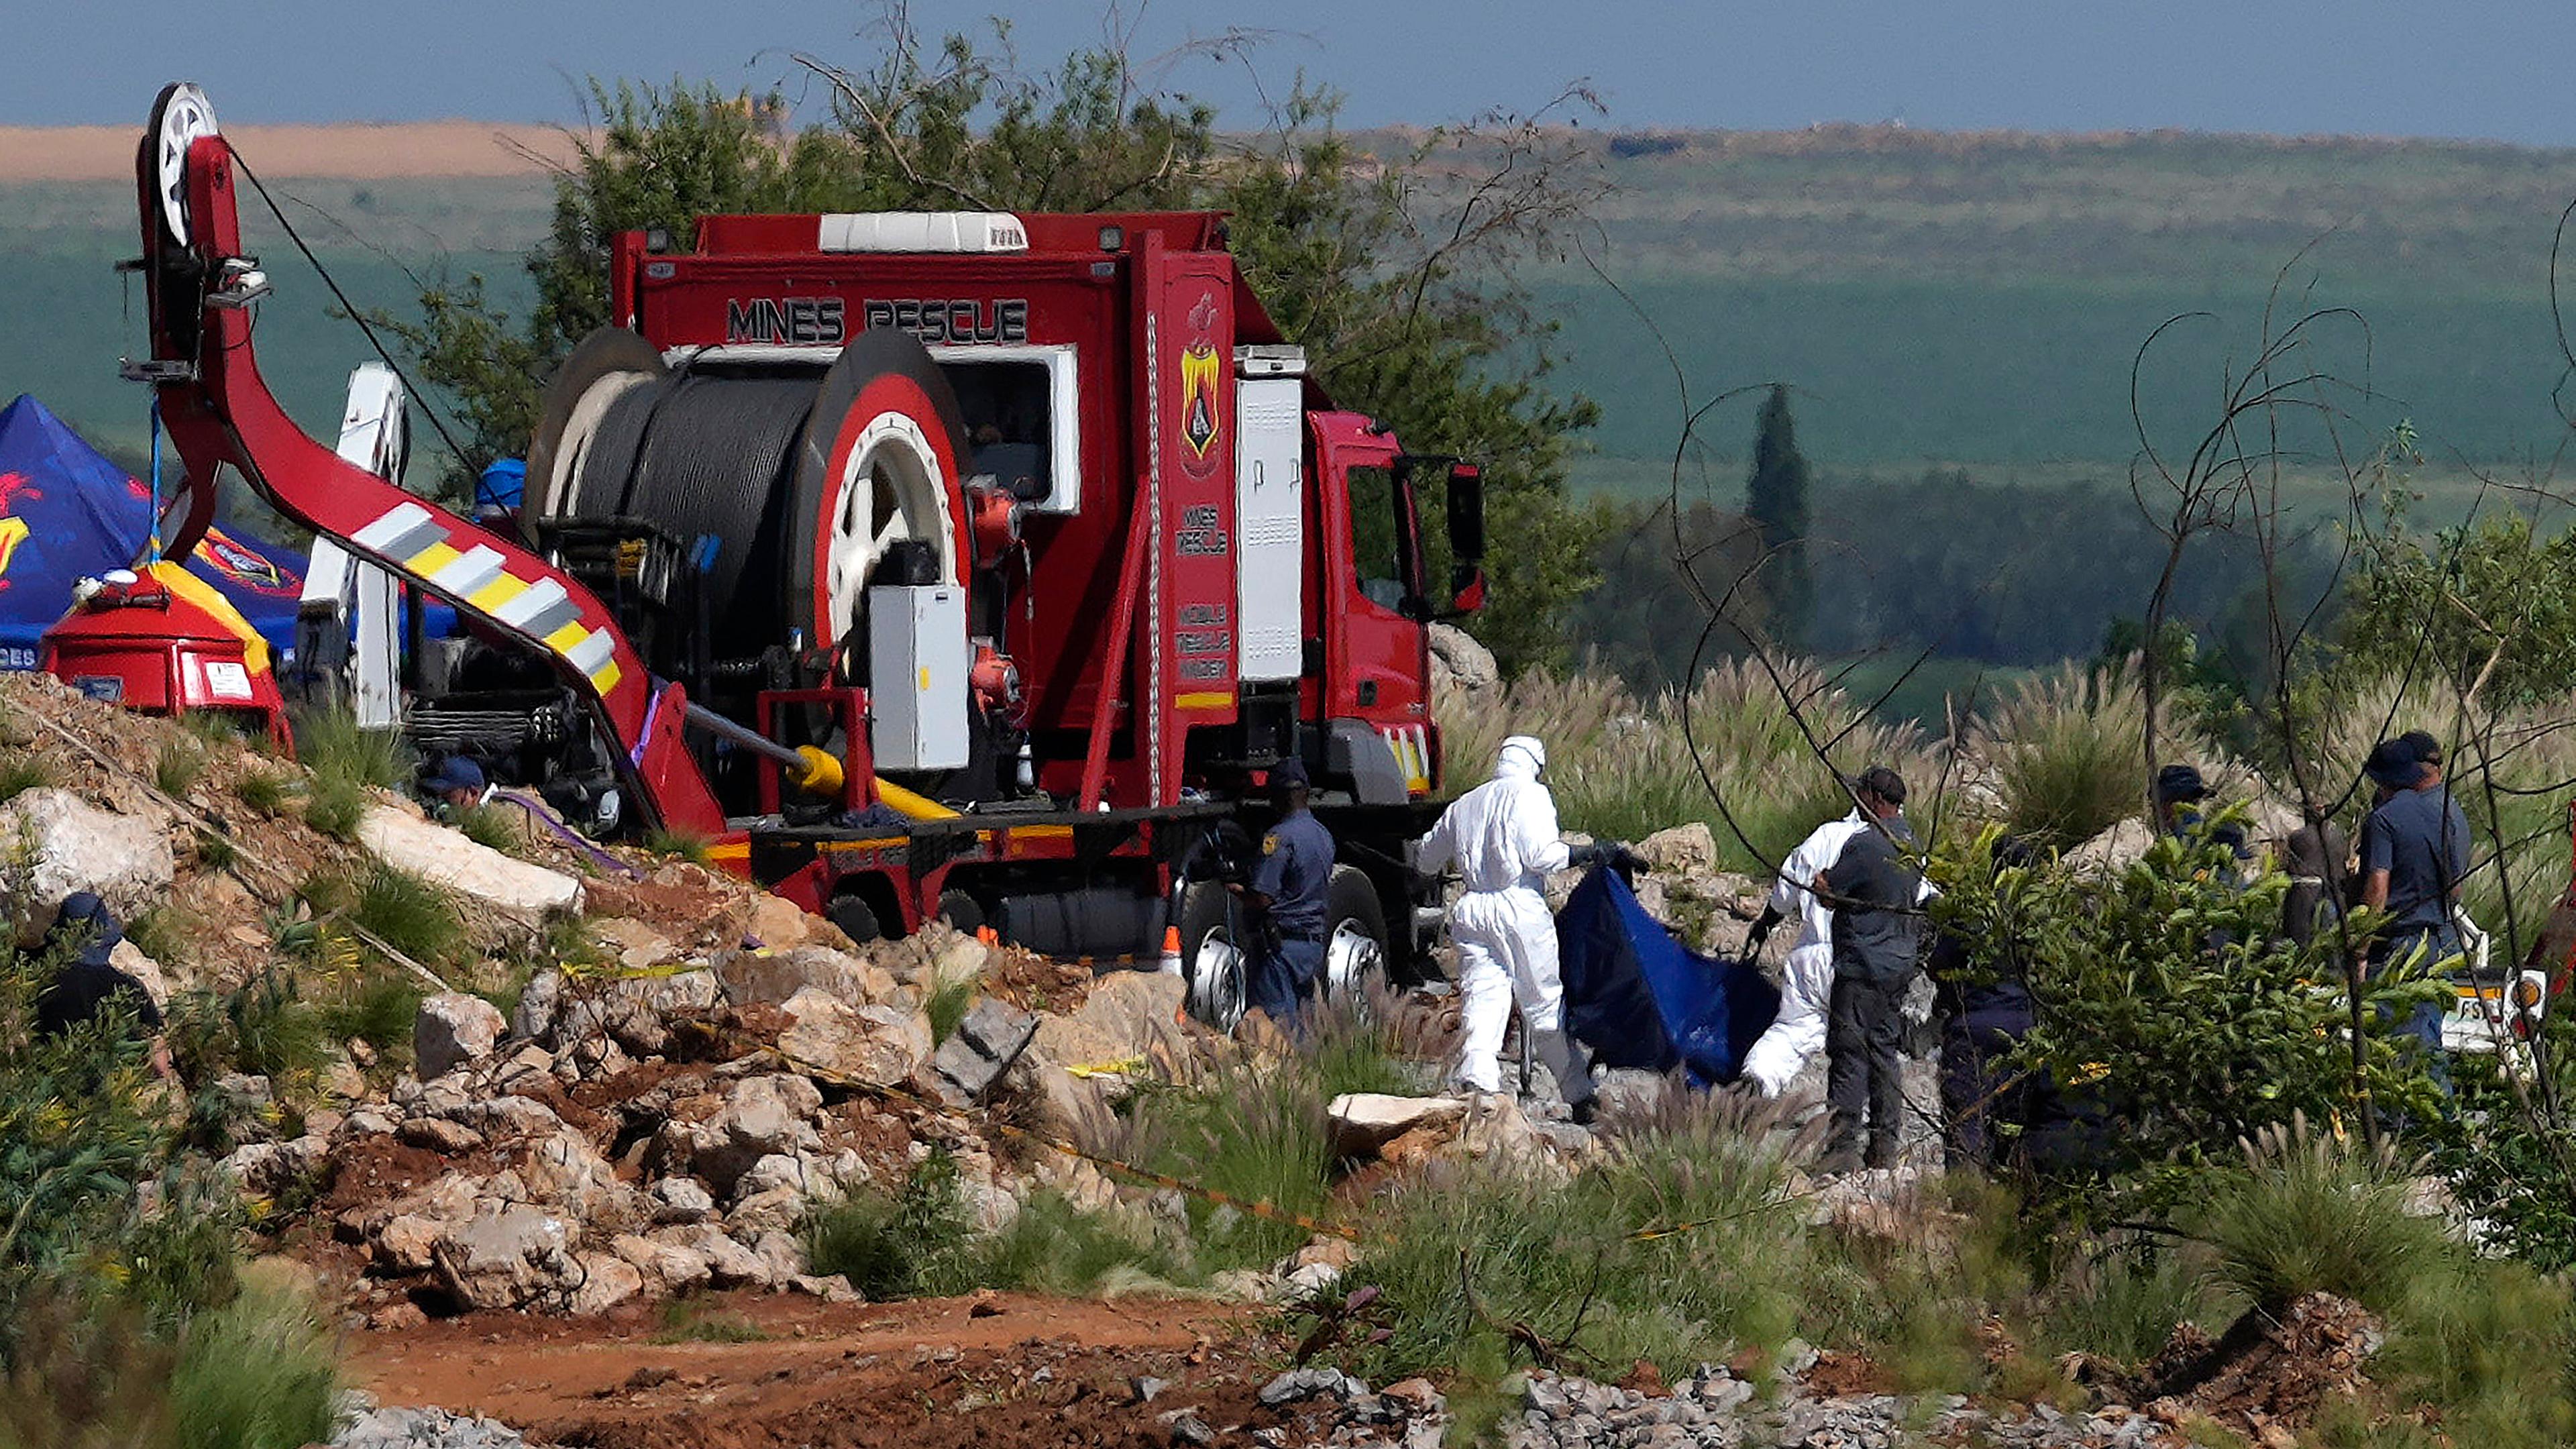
[1,121,2569,498]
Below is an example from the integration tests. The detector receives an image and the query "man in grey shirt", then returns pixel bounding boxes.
[1817,767,1925,1174]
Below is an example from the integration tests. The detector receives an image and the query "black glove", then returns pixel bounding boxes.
[1746,903,1783,955]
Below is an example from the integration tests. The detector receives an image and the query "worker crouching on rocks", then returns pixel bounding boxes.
[35,891,172,1079]
[1233,756,1334,1033]
[1416,736,1601,1126]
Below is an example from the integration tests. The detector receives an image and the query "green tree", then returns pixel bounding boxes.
[2344,509,2576,708]
[1744,385,1813,650]
[383,21,1601,674]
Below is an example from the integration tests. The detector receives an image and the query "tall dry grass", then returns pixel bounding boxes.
[1436,659,1941,876]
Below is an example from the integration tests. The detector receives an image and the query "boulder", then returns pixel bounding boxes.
[217,1136,327,1198]
[652,1225,773,1290]
[775,987,931,1087]
[1428,622,1500,699]
[568,1251,645,1316]
[734,1153,812,1203]
[415,993,506,1080]
[648,1176,716,1224]
[375,1214,445,1273]
[1326,1093,1468,1159]
[2067,817,2155,874]
[682,1074,823,1193]
[433,1201,574,1311]
[511,969,563,1042]
[1637,822,1719,877]
[359,803,583,928]
[747,893,830,950]
[107,939,170,1009]
[588,916,674,969]
[716,946,895,1008]
[614,1232,710,1295]
[600,969,721,1055]
[927,996,1038,1105]
[518,1126,619,1211]
[1013,970,1187,1132]
[0,789,176,947]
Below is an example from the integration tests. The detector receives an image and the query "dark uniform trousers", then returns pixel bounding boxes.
[1827,973,1908,1168]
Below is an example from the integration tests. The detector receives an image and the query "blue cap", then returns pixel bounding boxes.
[2364,738,2426,791]
[423,756,487,795]
[1269,757,1310,788]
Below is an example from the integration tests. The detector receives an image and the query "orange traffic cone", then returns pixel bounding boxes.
[1157,924,1183,975]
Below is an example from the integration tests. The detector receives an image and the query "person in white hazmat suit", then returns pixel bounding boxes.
[1415,736,1605,1124]
[1739,767,1924,1097]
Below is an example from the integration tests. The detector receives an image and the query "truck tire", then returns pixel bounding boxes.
[1177,882,1248,1032]
[934,888,984,935]
[827,894,882,946]
[1322,865,1391,1016]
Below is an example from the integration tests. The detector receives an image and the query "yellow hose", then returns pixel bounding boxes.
[873,777,959,820]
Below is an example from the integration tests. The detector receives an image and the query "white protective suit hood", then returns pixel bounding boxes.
[1495,736,1547,781]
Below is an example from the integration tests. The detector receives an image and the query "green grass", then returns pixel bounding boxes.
[301,778,366,841]
[1338,1087,1807,1383]
[123,904,193,971]
[233,769,293,817]
[925,976,975,1046]
[0,750,57,804]
[802,1147,981,1301]
[300,863,466,971]
[1986,665,2159,851]
[166,1281,341,1449]
[314,971,424,1064]
[2191,1116,2455,1316]
[650,1299,768,1344]
[641,828,712,865]
[195,830,238,871]
[451,802,519,853]
[292,709,409,792]
[152,740,206,799]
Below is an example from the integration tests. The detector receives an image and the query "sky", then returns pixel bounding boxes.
[11,1,2576,145]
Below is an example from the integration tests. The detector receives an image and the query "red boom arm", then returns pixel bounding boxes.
[133,105,724,835]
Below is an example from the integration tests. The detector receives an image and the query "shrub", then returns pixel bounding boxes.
[292,709,408,791]
[153,739,205,800]
[314,971,423,1063]
[451,803,519,854]
[301,779,365,841]
[650,1299,766,1344]
[2192,1115,2453,1316]
[1930,822,2445,1225]
[303,864,466,971]
[925,975,975,1046]
[0,751,56,804]
[232,769,292,818]
[1098,1057,1344,1271]
[1338,1087,1807,1383]
[1982,664,2163,850]
[641,828,712,864]
[165,1280,340,1449]
[802,1148,979,1300]
[2326,1258,2576,1449]
[970,1190,1193,1296]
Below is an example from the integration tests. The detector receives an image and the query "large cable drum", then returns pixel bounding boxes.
[531,327,971,673]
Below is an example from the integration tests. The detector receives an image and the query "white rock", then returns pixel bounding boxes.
[1428,622,1499,698]
[509,970,562,1042]
[376,1214,445,1273]
[568,1251,645,1316]
[414,993,506,1080]
[106,938,170,1009]
[2066,816,2155,874]
[734,1153,812,1203]
[776,987,931,1087]
[1,789,176,947]
[1638,822,1719,877]
[359,804,582,928]
[648,1176,717,1224]
[716,947,896,1008]
[433,1201,573,1311]
[1326,1093,1467,1158]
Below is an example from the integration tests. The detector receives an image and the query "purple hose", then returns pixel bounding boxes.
[488,788,645,880]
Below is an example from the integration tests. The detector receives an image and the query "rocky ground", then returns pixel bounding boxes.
[0,671,2375,1448]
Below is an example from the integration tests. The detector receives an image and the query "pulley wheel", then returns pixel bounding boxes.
[788,328,973,659]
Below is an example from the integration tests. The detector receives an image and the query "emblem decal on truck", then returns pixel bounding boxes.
[1177,290,1223,478]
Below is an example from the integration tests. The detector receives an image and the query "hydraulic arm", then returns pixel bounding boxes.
[127,84,726,833]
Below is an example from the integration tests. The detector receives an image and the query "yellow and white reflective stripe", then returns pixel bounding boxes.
[350,501,625,696]
[1382,724,1431,796]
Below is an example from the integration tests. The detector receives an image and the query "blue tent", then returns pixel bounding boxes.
[0,394,306,668]
[1558,867,1781,1087]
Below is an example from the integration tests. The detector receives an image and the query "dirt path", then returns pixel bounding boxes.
[351,1291,1301,1448]
[0,121,580,180]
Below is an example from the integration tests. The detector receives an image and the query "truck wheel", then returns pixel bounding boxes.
[827,894,882,945]
[934,888,984,935]
[1323,865,1391,1017]
[1177,882,1248,1031]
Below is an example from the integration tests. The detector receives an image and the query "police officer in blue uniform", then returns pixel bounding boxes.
[1235,756,1336,1030]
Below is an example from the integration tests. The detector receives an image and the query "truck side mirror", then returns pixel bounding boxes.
[1446,463,1485,566]
[1445,565,1487,617]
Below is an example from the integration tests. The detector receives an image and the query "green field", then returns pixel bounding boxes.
[3,127,2570,704]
